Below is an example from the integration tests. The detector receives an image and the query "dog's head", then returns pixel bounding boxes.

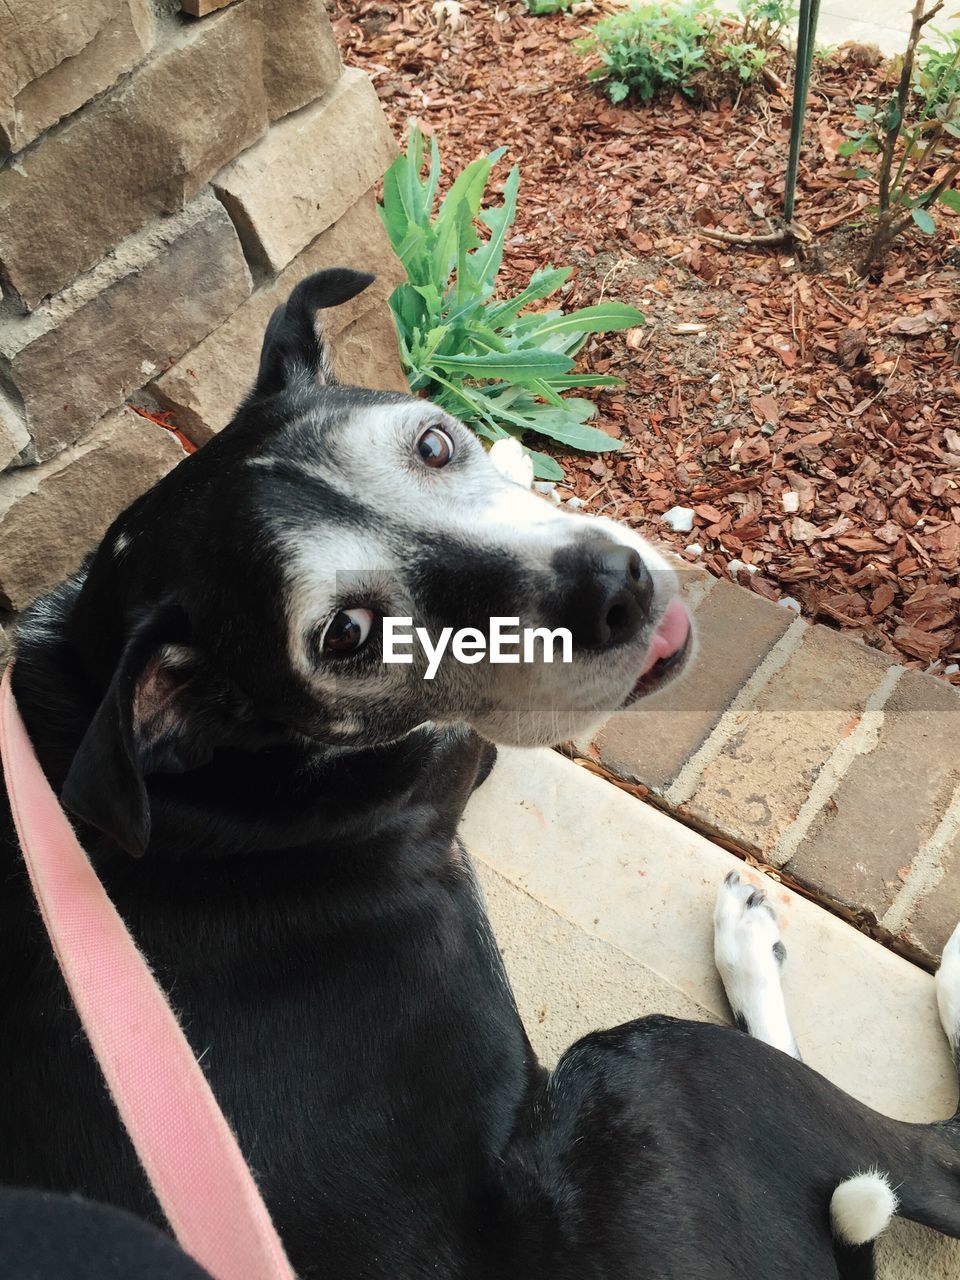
[45,270,692,855]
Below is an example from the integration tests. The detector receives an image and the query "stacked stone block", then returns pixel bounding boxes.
[0,0,407,625]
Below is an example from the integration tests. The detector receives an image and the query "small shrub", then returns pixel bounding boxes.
[378,128,644,481]
[837,18,960,274]
[577,0,792,105]
[718,38,769,84]
[736,0,796,48]
[578,2,712,104]
[917,29,960,106]
[525,0,574,13]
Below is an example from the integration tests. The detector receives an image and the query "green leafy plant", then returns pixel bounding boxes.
[736,0,797,47]
[577,1,712,104]
[576,0,790,104]
[719,39,769,83]
[377,128,644,481]
[525,0,574,13]
[836,6,959,273]
[917,28,960,106]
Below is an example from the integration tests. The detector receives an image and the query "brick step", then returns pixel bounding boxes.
[584,573,960,970]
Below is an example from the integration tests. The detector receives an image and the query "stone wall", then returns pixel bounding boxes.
[0,0,407,643]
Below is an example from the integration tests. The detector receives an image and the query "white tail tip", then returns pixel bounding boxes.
[830,1171,898,1246]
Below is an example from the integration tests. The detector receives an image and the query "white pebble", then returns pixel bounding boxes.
[661,505,694,533]
[685,543,703,557]
[566,496,585,510]
[532,482,561,504]
[779,597,802,613]
[781,491,800,513]
[945,663,959,676]
[728,559,758,577]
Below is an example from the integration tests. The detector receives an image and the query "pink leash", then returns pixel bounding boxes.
[0,663,296,1280]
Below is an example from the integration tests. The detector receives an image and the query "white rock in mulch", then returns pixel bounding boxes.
[727,559,759,578]
[566,496,585,510]
[431,0,465,30]
[779,597,802,614]
[685,543,703,557]
[781,490,800,513]
[791,517,821,544]
[661,505,694,533]
[534,482,561,505]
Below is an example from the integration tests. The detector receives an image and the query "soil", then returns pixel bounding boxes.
[329,0,960,679]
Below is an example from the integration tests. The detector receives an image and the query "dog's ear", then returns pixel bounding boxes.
[62,618,255,857]
[253,267,374,398]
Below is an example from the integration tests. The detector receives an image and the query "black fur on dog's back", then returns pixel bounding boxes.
[1,660,537,1272]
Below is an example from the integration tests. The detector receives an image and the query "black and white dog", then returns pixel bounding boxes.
[1,269,959,1280]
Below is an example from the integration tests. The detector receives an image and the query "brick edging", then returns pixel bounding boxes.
[580,571,960,970]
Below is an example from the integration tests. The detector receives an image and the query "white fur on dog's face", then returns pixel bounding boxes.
[254,398,687,749]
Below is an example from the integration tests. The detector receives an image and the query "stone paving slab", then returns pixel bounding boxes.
[809,0,952,57]
[463,745,957,1118]
[586,575,960,970]
[714,0,943,55]
[477,860,717,1069]
[462,746,960,1278]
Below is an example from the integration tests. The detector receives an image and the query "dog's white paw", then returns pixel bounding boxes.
[714,870,798,1057]
[935,921,960,1061]
[714,869,785,985]
[488,438,534,490]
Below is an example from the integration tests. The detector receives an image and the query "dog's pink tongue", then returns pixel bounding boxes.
[640,597,691,675]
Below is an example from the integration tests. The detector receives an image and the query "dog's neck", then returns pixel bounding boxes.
[10,576,490,872]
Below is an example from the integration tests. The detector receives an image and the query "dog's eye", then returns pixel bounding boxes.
[416,426,454,469]
[319,608,376,656]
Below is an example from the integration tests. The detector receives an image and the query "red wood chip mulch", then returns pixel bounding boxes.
[330,0,960,680]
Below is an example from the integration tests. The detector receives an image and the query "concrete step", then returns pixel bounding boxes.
[462,745,960,1278]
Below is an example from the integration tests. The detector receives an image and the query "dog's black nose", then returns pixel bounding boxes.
[550,540,654,651]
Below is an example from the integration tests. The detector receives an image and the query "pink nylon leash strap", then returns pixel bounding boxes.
[0,663,296,1280]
